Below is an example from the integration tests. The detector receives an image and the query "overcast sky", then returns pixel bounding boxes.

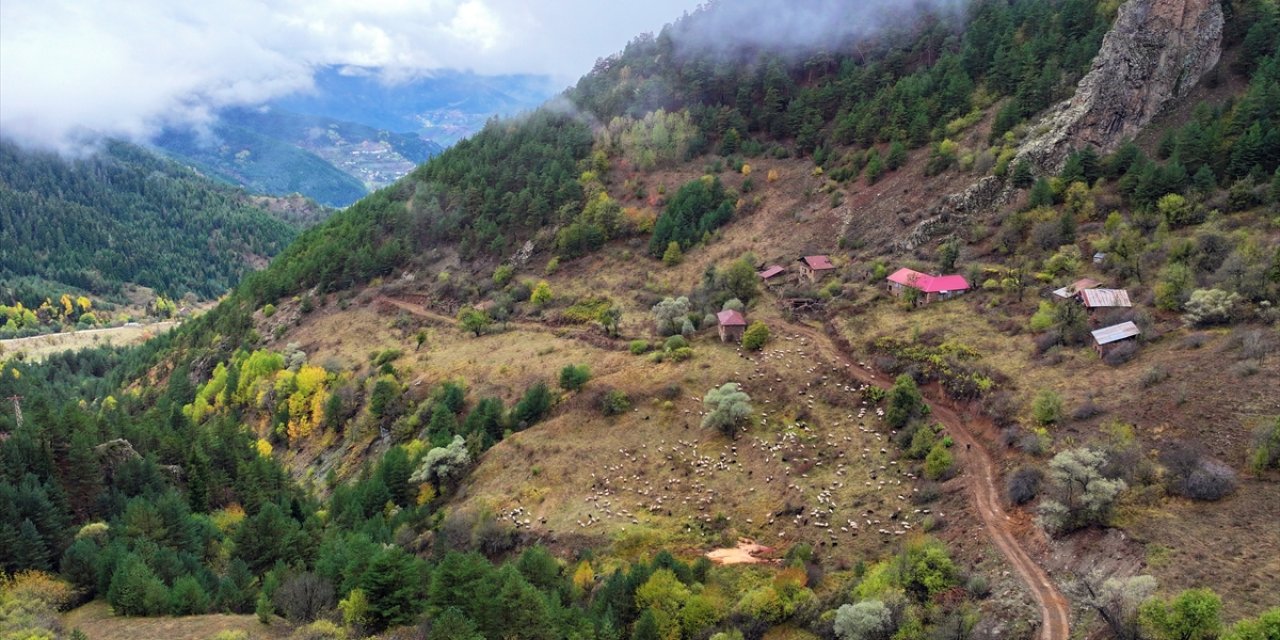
[0,0,702,152]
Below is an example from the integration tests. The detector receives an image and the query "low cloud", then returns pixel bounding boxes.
[0,0,698,152]
[667,0,965,60]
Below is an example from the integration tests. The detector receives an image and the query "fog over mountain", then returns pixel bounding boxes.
[0,0,700,153]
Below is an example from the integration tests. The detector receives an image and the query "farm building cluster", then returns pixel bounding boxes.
[1051,277,1141,356]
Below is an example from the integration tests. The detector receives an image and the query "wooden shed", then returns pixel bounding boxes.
[797,255,835,282]
[758,265,786,285]
[1078,288,1132,310]
[1091,321,1140,356]
[1052,278,1102,299]
[716,309,747,342]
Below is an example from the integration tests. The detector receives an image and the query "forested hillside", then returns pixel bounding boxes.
[0,140,312,300]
[153,108,445,207]
[3,0,1280,639]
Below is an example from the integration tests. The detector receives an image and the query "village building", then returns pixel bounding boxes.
[796,255,835,282]
[1052,277,1102,299]
[757,265,786,285]
[716,309,747,342]
[1091,321,1140,356]
[1078,288,1132,311]
[886,268,971,304]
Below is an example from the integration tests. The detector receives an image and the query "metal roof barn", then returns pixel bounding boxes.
[1091,321,1141,345]
[1080,288,1132,308]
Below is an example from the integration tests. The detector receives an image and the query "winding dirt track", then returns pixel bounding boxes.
[786,320,1071,640]
[375,295,1070,638]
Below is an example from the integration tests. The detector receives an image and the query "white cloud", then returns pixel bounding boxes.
[0,0,698,152]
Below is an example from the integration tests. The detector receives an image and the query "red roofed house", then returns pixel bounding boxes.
[886,268,971,304]
[716,309,747,342]
[797,255,836,282]
[757,265,786,285]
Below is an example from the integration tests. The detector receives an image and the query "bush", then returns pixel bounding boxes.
[1032,390,1063,426]
[702,383,752,439]
[664,335,689,351]
[924,442,955,480]
[630,340,651,355]
[1140,366,1169,388]
[289,620,347,640]
[833,600,893,640]
[741,321,769,350]
[1007,466,1043,505]
[492,264,514,286]
[1250,417,1280,473]
[558,364,591,391]
[1183,288,1240,326]
[967,575,991,599]
[599,389,631,416]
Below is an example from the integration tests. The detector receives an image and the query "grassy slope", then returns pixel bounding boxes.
[246,111,1279,630]
[63,601,291,640]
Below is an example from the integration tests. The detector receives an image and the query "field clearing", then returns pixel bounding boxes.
[63,601,291,640]
[457,328,956,570]
[0,322,178,362]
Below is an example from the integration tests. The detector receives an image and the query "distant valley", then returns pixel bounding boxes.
[152,68,557,206]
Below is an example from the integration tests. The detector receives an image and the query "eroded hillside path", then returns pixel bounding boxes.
[785,319,1071,640]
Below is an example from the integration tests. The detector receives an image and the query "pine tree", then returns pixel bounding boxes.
[428,608,483,640]
[359,548,425,632]
[108,555,168,616]
[632,610,661,640]
[13,518,50,570]
[1011,160,1034,188]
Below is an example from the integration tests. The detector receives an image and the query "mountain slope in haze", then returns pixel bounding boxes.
[271,66,559,145]
[151,68,553,207]
[4,1,1280,639]
[0,139,318,300]
[152,108,445,208]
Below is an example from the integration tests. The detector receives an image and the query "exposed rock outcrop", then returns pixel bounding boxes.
[900,0,1224,252]
[898,176,1008,251]
[1017,0,1224,173]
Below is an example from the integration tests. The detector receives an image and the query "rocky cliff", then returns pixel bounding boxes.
[899,0,1225,251]
[1016,0,1224,172]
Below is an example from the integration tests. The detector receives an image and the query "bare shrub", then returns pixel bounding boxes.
[273,572,335,624]
[982,391,1019,428]
[1181,332,1208,349]
[1181,459,1237,501]
[1161,444,1237,501]
[1034,330,1063,356]
[1140,366,1169,388]
[1239,329,1270,361]
[1104,341,1138,366]
[911,482,942,504]
[1007,466,1043,505]
[1018,431,1049,456]
[1072,400,1105,421]
[999,426,1020,448]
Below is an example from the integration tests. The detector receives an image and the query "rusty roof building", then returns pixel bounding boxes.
[1079,288,1132,308]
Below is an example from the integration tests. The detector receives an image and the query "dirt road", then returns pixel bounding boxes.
[375,296,549,334]
[0,322,178,361]
[785,319,1071,640]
